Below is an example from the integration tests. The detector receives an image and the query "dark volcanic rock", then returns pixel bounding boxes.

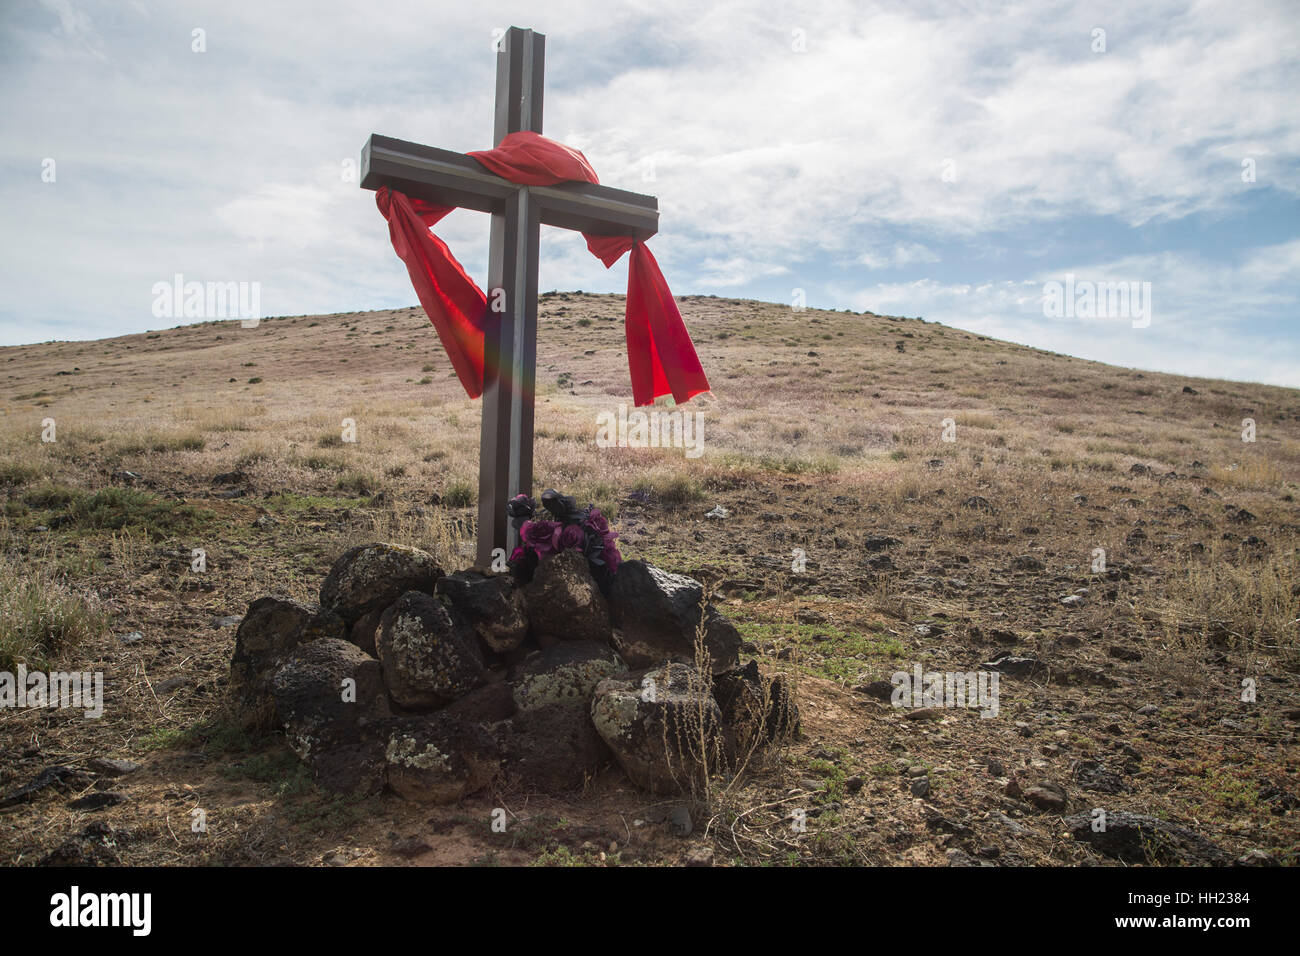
[320,542,444,626]
[502,702,611,792]
[382,713,500,804]
[271,638,390,796]
[607,560,741,673]
[436,570,529,653]
[523,549,612,645]
[349,607,384,658]
[500,642,626,791]
[229,596,347,729]
[375,591,486,710]
[712,659,800,758]
[591,662,725,795]
[1065,811,1234,865]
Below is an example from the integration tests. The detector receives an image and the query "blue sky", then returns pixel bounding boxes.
[2,0,1297,385]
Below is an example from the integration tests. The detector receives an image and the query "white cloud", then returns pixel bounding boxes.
[0,0,1296,390]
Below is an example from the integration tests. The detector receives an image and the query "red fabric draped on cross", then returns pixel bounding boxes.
[375,130,709,406]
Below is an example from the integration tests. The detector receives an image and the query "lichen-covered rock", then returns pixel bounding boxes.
[375,591,486,710]
[382,713,499,804]
[590,662,725,795]
[713,659,800,759]
[509,641,627,714]
[271,638,389,795]
[501,702,610,792]
[435,570,528,653]
[320,542,443,626]
[229,596,347,729]
[607,561,741,673]
[523,548,612,644]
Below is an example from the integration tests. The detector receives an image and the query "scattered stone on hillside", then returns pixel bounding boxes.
[863,535,900,552]
[591,662,724,795]
[523,548,612,645]
[1070,759,1127,794]
[684,845,714,866]
[1022,782,1068,812]
[712,658,800,758]
[1065,811,1233,865]
[0,766,94,809]
[1011,555,1045,572]
[87,757,141,778]
[668,804,694,836]
[855,679,896,702]
[961,495,994,512]
[607,560,741,673]
[271,638,390,796]
[320,542,444,626]
[1060,594,1083,606]
[229,596,347,729]
[436,570,528,653]
[40,822,122,867]
[375,591,486,710]
[390,835,432,859]
[981,652,1047,678]
[382,713,499,804]
[68,792,129,811]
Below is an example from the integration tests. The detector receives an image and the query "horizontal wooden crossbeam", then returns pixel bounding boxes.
[360,134,659,240]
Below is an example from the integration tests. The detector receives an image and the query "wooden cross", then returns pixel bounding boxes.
[359,26,659,566]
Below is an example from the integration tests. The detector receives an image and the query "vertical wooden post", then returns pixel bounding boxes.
[477,27,544,566]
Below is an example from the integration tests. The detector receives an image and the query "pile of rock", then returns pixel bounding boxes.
[228,542,797,802]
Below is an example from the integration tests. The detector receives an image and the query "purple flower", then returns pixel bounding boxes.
[509,546,526,563]
[602,530,622,573]
[583,508,610,535]
[520,519,559,557]
[554,523,587,553]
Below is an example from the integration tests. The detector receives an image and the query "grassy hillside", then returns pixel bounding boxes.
[1,293,1297,866]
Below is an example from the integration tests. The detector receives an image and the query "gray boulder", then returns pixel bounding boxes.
[229,596,346,729]
[320,542,443,626]
[436,570,528,653]
[376,591,486,710]
[523,548,612,645]
[271,638,389,795]
[608,561,741,673]
[591,662,725,795]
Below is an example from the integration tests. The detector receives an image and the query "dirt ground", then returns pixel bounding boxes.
[1,292,1296,866]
